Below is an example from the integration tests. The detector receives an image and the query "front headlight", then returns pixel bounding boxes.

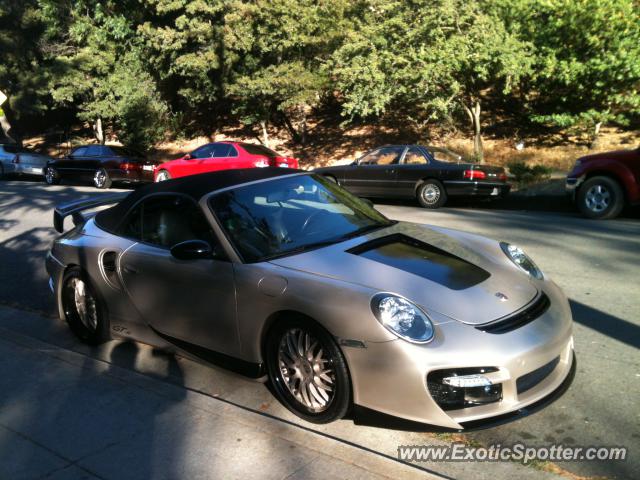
[371,294,434,343]
[500,242,544,280]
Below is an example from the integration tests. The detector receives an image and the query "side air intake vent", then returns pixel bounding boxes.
[100,251,121,290]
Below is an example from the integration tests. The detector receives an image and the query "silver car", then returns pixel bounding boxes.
[0,143,51,179]
[46,168,575,428]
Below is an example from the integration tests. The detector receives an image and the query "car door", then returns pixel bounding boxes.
[394,146,440,196]
[57,146,89,180]
[342,146,405,197]
[118,194,239,356]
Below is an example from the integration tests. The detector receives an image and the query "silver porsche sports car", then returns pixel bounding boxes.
[46,168,575,428]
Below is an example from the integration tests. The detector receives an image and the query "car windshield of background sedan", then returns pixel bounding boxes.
[209,174,394,262]
[241,143,280,157]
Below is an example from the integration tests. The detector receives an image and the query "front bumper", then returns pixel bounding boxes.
[13,164,46,176]
[443,180,511,198]
[342,280,574,429]
[565,176,585,199]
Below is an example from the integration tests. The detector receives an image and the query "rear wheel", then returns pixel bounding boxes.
[265,317,351,424]
[156,169,171,182]
[45,166,60,185]
[61,267,109,344]
[93,168,112,189]
[577,176,624,219]
[417,179,447,208]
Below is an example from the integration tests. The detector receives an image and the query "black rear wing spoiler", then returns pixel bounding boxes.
[53,192,129,233]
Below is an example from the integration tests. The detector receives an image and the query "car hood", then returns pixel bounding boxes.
[269,222,538,325]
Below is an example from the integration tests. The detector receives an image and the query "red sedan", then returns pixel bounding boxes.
[154,142,299,181]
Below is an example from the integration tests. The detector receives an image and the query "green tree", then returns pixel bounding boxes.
[330,0,532,162]
[45,1,168,151]
[223,0,347,146]
[497,0,640,146]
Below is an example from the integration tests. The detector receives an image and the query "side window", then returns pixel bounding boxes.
[404,147,428,165]
[192,144,214,159]
[141,196,217,249]
[428,148,459,163]
[120,205,143,240]
[71,147,88,157]
[359,147,404,165]
[227,145,239,157]
[212,144,232,157]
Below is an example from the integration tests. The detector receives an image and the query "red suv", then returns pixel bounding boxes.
[155,141,299,181]
[566,147,640,219]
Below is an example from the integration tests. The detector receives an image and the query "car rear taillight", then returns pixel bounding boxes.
[463,169,486,180]
[498,172,507,182]
[121,162,141,171]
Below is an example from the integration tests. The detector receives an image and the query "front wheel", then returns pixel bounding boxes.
[417,179,447,208]
[265,318,351,424]
[45,166,61,185]
[93,168,112,189]
[577,176,624,219]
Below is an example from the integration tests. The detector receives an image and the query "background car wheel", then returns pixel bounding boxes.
[60,267,109,344]
[417,179,447,208]
[94,168,112,189]
[156,169,171,182]
[45,166,61,185]
[265,317,351,424]
[577,176,624,219]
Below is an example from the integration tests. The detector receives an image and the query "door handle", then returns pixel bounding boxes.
[123,265,138,274]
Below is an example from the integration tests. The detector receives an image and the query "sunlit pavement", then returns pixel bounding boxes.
[0,180,638,479]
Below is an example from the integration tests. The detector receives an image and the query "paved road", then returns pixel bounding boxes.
[0,179,638,479]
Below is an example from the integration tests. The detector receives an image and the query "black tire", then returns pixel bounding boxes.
[44,166,61,185]
[265,317,351,424]
[576,176,624,219]
[60,267,109,344]
[155,169,172,182]
[417,179,447,208]
[93,168,112,189]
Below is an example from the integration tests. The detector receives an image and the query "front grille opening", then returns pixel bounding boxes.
[427,367,502,411]
[476,292,550,334]
[516,357,560,394]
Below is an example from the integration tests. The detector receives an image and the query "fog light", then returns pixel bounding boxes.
[442,374,492,388]
[428,368,502,411]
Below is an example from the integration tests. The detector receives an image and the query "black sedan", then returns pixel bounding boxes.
[45,144,159,189]
[314,145,510,208]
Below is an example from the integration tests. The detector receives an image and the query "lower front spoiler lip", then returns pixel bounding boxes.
[350,352,576,433]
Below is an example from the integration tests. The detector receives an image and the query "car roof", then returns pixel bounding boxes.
[95,167,300,233]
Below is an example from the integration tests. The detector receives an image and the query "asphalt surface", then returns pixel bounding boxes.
[0,178,638,479]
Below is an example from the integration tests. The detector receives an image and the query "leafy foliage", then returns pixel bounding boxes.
[0,0,637,151]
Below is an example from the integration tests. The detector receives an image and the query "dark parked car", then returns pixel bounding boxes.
[566,146,640,219]
[45,144,158,188]
[314,145,509,208]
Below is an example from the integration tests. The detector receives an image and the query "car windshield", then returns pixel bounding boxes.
[209,174,394,262]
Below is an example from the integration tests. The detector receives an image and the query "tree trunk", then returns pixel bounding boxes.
[94,118,105,144]
[281,112,301,144]
[260,120,269,147]
[463,100,484,163]
[589,121,603,150]
[0,112,16,144]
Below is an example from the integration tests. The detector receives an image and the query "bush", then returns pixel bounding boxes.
[507,161,552,185]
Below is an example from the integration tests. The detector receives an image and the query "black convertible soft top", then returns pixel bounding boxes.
[95,167,301,233]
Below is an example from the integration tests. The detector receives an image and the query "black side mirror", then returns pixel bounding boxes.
[170,239,212,260]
